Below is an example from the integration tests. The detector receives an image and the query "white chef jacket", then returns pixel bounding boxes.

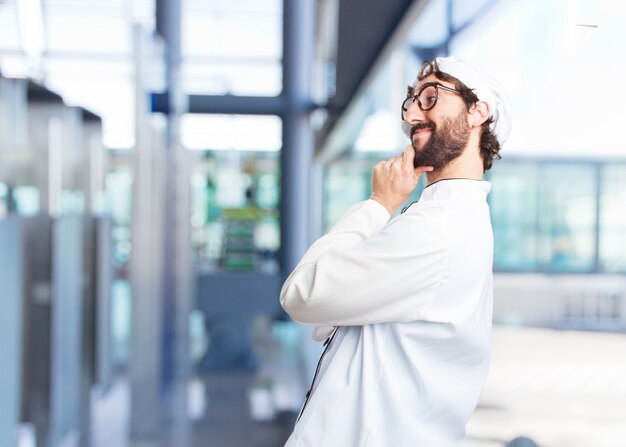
[280,179,494,447]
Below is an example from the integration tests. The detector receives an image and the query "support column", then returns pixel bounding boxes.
[157,0,193,445]
[130,24,163,440]
[280,0,317,278]
[0,217,23,447]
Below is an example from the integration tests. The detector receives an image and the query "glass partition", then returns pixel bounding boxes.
[182,0,282,96]
[488,162,539,271]
[323,158,625,273]
[191,151,280,273]
[538,163,597,272]
[0,218,23,447]
[182,113,281,273]
[323,155,428,232]
[323,159,371,232]
[599,164,626,272]
[0,182,7,218]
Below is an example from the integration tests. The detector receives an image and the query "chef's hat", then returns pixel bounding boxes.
[403,56,512,146]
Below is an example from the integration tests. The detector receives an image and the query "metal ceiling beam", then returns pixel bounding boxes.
[27,80,63,103]
[151,92,285,116]
[329,0,417,109]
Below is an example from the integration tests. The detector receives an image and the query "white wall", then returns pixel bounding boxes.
[494,273,626,329]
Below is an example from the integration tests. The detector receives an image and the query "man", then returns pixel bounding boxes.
[280,56,511,446]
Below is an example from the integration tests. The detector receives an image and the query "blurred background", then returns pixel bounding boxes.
[1,0,625,446]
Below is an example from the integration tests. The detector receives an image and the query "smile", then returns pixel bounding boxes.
[412,128,432,138]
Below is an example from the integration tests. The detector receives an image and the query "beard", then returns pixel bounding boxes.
[411,110,471,170]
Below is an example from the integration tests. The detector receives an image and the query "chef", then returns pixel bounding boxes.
[280,56,512,446]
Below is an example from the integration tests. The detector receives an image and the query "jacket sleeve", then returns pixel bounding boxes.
[280,199,448,326]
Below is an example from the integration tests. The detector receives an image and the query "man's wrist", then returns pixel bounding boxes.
[369,194,398,215]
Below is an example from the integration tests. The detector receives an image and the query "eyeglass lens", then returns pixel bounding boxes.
[402,85,438,119]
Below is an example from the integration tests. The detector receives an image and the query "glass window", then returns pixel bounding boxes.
[407,0,449,48]
[46,15,130,54]
[0,0,154,148]
[323,156,427,232]
[181,114,281,151]
[451,0,500,30]
[599,164,626,272]
[105,164,133,267]
[537,164,597,272]
[44,59,135,149]
[13,185,40,215]
[320,0,626,278]
[190,151,280,273]
[324,160,370,232]
[450,0,626,158]
[182,0,282,96]
[488,162,540,271]
[0,182,7,218]
[182,60,281,96]
[0,2,21,51]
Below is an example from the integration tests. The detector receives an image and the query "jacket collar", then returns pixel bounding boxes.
[418,178,492,203]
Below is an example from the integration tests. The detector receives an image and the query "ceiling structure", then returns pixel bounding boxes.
[1,0,431,152]
[319,0,419,148]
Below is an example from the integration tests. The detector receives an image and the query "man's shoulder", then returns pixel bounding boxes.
[395,200,448,222]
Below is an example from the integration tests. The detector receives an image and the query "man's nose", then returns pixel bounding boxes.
[404,100,427,125]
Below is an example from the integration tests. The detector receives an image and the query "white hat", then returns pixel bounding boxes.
[402,56,512,146]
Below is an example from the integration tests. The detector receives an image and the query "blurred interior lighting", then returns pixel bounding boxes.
[181,114,282,151]
[16,0,45,60]
[355,110,399,152]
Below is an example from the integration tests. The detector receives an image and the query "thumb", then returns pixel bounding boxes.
[415,166,434,176]
[405,146,434,176]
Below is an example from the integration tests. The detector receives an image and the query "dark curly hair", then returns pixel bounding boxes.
[407,60,501,172]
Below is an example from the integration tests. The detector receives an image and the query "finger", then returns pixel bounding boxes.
[402,145,415,169]
[389,157,402,174]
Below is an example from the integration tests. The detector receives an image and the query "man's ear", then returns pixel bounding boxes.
[469,101,490,128]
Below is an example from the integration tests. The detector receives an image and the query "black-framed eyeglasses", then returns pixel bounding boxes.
[401,82,461,120]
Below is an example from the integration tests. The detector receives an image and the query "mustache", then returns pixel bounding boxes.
[410,122,435,137]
